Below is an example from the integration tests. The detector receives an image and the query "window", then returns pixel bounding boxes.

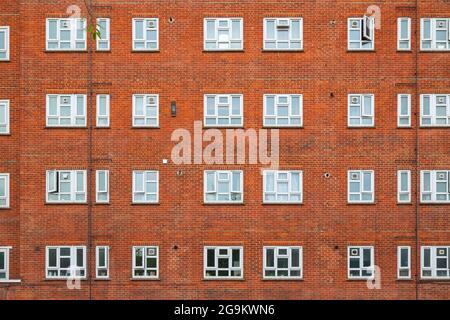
[204,246,243,279]
[46,94,86,127]
[398,94,411,127]
[421,246,450,279]
[204,18,243,51]
[398,246,411,279]
[263,94,303,127]
[420,94,450,127]
[263,170,302,203]
[132,246,158,279]
[348,246,374,279]
[96,246,109,279]
[204,170,243,203]
[204,94,243,127]
[263,18,303,50]
[348,94,374,127]
[46,246,86,279]
[421,170,450,203]
[348,170,374,203]
[132,18,158,51]
[348,16,374,50]
[0,173,10,208]
[46,170,86,203]
[398,18,411,51]
[46,18,86,51]
[96,94,110,127]
[132,94,159,127]
[0,26,9,60]
[96,18,110,51]
[397,170,411,204]
[0,247,10,281]
[132,171,159,203]
[96,170,109,203]
[263,246,302,279]
[0,100,9,134]
[421,18,450,51]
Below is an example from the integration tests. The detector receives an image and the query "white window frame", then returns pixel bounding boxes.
[46,94,87,127]
[96,246,109,279]
[348,16,375,51]
[96,170,109,203]
[263,246,302,279]
[132,246,159,279]
[397,170,411,204]
[421,246,450,279]
[420,170,450,204]
[46,170,87,203]
[204,18,243,51]
[263,170,303,204]
[96,94,110,127]
[263,94,303,127]
[0,247,11,281]
[420,18,450,51]
[204,170,243,204]
[204,246,243,279]
[0,26,10,61]
[397,18,411,51]
[132,18,159,51]
[46,18,87,51]
[348,94,375,127]
[132,170,159,204]
[0,100,10,134]
[420,94,450,127]
[263,18,303,51]
[397,246,411,280]
[398,94,411,127]
[204,94,243,127]
[96,18,110,51]
[0,173,10,208]
[45,246,86,279]
[132,94,159,127]
[348,170,375,203]
[348,246,375,279]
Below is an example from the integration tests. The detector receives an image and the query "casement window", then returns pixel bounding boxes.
[348,246,374,279]
[46,18,86,51]
[398,246,411,279]
[421,18,450,51]
[204,94,243,127]
[397,170,411,204]
[96,170,109,203]
[46,170,87,203]
[46,246,86,279]
[348,16,375,50]
[96,246,109,279]
[0,100,9,134]
[204,246,243,279]
[0,173,10,208]
[263,170,302,204]
[398,94,411,127]
[132,94,159,127]
[421,246,450,279]
[263,18,303,50]
[420,94,450,127]
[132,246,158,279]
[204,18,243,51]
[132,18,158,51]
[263,94,303,127]
[0,26,9,61]
[348,170,374,203]
[348,94,374,127]
[46,94,86,127]
[96,94,110,127]
[96,18,110,51]
[263,246,302,279]
[204,170,243,203]
[0,247,10,280]
[421,170,450,203]
[132,171,159,203]
[397,18,411,51]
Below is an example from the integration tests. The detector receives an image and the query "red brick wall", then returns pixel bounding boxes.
[0,0,449,300]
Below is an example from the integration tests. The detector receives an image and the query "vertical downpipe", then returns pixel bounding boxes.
[414,0,420,301]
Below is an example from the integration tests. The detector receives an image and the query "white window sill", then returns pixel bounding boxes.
[0,59,10,62]
[45,126,87,129]
[263,125,303,128]
[130,277,159,281]
[203,49,244,52]
[262,277,303,281]
[0,279,21,283]
[262,49,304,52]
[132,126,160,129]
[0,207,11,209]
[419,125,450,128]
[420,201,450,205]
[262,201,303,205]
[347,201,375,205]
[420,49,450,52]
[45,277,87,281]
[203,124,244,128]
[131,49,160,52]
[45,202,88,205]
[203,201,244,205]
[347,49,375,52]
[45,49,87,52]
[203,277,244,281]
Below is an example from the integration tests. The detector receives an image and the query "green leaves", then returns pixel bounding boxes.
[87,24,102,40]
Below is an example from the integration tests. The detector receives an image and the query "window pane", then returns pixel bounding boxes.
[291,173,300,192]
[266,20,275,39]
[48,248,57,267]
[363,172,372,191]
[206,21,215,39]
[48,20,57,39]
[291,249,300,267]
[400,248,408,267]
[363,249,371,267]
[232,249,240,267]
[401,20,408,39]
[266,248,274,267]
[401,172,408,191]
[231,20,241,39]
[135,21,144,39]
